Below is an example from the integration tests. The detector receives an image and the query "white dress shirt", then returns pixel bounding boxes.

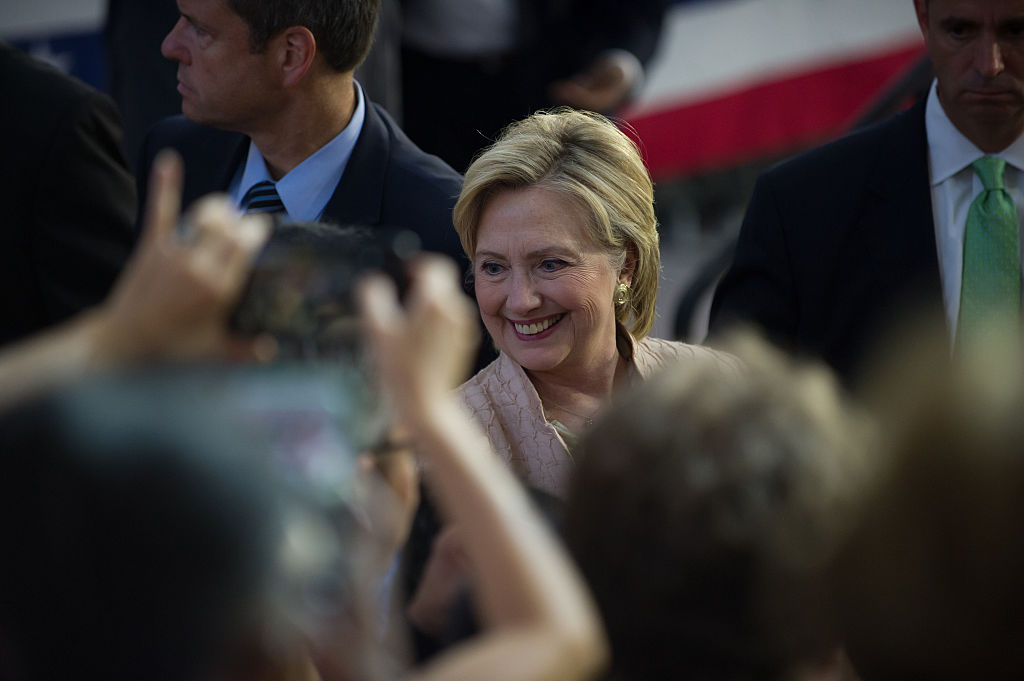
[925,80,1024,337]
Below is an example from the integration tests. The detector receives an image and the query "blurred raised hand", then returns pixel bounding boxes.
[549,50,643,113]
[357,256,480,424]
[357,257,607,681]
[0,150,271,407]
[95,150,272,362]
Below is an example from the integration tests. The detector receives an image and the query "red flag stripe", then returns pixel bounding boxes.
[624,43,926,180]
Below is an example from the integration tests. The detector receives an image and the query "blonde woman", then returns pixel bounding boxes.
[453,108,738,496]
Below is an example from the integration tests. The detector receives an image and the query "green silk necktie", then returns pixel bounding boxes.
[958,156,1021,348]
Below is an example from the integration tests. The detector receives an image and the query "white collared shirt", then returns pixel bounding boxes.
[229,81,367,222]
[925,79,1024,336]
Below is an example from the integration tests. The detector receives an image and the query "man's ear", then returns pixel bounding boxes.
[619,244,638,286]
[277,26,316,87]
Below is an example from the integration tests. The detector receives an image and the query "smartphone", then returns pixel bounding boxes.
[230,223,421,358]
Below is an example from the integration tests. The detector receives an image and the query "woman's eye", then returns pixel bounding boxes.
[540,259,567,272]
[480,261,504,276]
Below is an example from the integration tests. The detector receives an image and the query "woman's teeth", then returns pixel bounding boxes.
[514,314,563,335]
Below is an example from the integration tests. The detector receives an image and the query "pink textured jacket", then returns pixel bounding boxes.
[456,334,741,497]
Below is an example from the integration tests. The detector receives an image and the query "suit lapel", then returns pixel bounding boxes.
[181,130,249,209]
[321,102,387,227]
[819,100,944,378]
[859,100,943,308]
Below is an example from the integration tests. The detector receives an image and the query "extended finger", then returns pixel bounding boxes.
[357,273,403,339]
[142,149,185,245]
[405,255,461,313]
[224,212,272,279]
[209,212,271,299]
[412,256,478,334]
[184,197,260,292]
[356,275,408,402]
[181,193,234,246]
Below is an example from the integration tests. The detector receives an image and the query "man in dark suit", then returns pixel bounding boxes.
[710,0,1024,384]
[138,0,465,267]
[0,41,136,347]
[106,0,405,168]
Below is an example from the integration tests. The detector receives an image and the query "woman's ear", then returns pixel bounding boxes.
[619,244,638,286]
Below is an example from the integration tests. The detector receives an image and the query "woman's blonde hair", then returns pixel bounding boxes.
[453,108,660,339]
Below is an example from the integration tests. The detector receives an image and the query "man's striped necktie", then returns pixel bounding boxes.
[241,180,285,214]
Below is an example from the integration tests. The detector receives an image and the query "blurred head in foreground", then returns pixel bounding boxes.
[564,332,873,681]
[0,366,390,681]
[835,327,1024,681]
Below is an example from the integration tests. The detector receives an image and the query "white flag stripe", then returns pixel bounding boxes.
[631,0,922,116]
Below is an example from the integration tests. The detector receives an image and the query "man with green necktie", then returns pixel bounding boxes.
[959,155,1021,351]
[710,0,1024,383]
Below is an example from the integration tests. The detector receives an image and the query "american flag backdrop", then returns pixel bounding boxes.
[624,0,925,179]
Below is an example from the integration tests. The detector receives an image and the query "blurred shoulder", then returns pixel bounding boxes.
[370,102,463,196]
[0,42,122,144]
[1,42,97,108]
[634,336,744,376]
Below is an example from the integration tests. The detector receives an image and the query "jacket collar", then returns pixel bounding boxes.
[320,101,389,226]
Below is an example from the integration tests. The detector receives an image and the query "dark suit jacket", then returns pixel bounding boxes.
[0,42,137,346]
[709,100,945,384]
[137,100,467,268]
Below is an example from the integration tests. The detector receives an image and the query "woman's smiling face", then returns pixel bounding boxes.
[472,186,632,378]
